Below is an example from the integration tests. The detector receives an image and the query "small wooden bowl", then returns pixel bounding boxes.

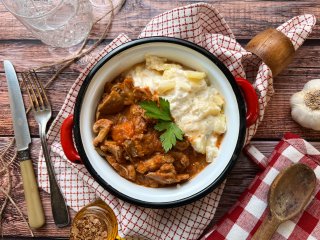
[246,28,295,76]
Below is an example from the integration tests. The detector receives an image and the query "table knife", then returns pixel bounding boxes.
[4,60,45,229]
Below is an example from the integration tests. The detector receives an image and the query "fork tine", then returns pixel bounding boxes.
[21,72,38,111]
[31,70,50,109]
[28,70,45,110]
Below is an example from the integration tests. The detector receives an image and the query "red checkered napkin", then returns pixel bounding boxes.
[37,3,315,239]
[202,133,320,240]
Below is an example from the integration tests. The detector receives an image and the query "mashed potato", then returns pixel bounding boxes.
[126,55,226,162]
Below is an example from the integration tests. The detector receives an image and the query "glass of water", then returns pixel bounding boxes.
[2,0,93,48]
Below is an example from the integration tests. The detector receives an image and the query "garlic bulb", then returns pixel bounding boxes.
[290,79,320,130]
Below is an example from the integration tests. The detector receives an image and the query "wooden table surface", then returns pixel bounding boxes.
[0,0,320,239]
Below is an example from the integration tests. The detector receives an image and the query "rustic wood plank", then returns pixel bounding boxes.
[2,137,320,237]
[0,39,112,73]
[0,0,319,41]
[1,39,320,73]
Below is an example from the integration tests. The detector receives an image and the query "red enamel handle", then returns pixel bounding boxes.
[60,115,82,164]
[235,77,259,126]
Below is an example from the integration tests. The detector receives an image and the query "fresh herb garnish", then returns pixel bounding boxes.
[155,121,184,152]
[139,98,184,152]
[139,98,171,121]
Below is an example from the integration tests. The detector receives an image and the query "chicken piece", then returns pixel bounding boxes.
[129,103,157,126]
[136,154,175,174]
[93,119,113,146]
[121,78,135,105]
[159,163,176,174]
[127,105,147,133]
[100,141,124,163]
[146,172,189,185]
[128,104,143,116]
[125,165,137,181]
[97,90,125,115]
[170,151,190,171]
[123,132,163,158]
[133,87,153,102]
[105,155,136,181]
[110,78,135,105]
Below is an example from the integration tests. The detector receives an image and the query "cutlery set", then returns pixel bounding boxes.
[4,60,69,228]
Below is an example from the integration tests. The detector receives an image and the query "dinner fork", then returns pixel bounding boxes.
[21,70,70,228]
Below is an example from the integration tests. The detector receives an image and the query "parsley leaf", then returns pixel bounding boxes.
[139,99,171,121]
[156,122,184,152]
[159,98,170,113]
[139,98,184,152]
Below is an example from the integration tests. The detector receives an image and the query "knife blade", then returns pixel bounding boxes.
[4,60,45,229]
[4,60,31,152]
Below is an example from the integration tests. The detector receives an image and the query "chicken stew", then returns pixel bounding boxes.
[93,77,208,187]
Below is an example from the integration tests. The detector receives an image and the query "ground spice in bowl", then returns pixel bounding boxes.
[70,199,118,240]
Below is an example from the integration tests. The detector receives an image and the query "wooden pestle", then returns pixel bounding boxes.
[245,28,296,76]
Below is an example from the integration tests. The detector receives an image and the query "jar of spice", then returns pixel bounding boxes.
[70,199,120,240]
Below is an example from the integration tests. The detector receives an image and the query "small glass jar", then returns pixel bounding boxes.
[70,199,119,240]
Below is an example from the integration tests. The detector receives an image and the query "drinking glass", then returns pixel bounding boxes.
[2,0,93,48]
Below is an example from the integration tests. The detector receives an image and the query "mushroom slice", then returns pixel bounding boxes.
[136,154,175,174]
[146,162,189,185]
[93,119,112,146]
[105,155,136,181]
[146,172,189,185]
[100,141,124,163]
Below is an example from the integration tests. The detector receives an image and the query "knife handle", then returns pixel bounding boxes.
[20,160,45,229]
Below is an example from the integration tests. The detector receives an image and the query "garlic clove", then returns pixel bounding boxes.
[303,79,320,91]
[291,105,320,130]
[304,111,320,131]
[291,105,308,126]
[290,91,305,105]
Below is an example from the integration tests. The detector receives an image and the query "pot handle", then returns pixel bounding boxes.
[60,115,82,164]
[235,77,259,126]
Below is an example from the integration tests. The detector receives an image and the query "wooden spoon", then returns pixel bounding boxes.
[252,163,316,240]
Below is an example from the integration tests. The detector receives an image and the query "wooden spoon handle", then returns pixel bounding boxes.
[246,28,295,77]
[252,214,282,240]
